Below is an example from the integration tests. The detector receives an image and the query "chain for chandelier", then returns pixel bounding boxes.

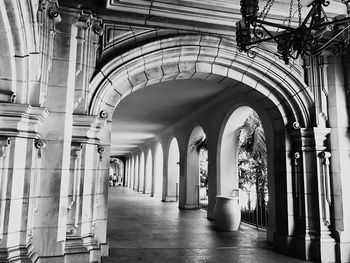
[259,0,274,20]
[287,0,294,28]
[298,0,302,25]
[236,0,350,64]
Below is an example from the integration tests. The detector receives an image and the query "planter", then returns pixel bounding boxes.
[214,195,241,231]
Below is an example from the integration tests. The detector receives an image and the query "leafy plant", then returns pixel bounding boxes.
[189,134,208,193]
[236,111,267,193]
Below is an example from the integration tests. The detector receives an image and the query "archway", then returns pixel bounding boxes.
[217,103,277,235]
[153,143,163,197]
[110,158,125,186]
[186,126,207,209]
[138,151,145,192]
[144,149,153,194]
[91,34,315,260]
[220,107,268,227]
[166,138,180,202]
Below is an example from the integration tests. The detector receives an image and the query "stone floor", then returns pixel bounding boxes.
[103,187,310,263]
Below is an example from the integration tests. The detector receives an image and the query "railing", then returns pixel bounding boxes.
[240,189,268,228]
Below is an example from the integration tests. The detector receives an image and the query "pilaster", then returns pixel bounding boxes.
[0,103,48,262]
[287,127,336,262]
[327,55,350,262]
[63,114,107,262]
[71,9,103,115]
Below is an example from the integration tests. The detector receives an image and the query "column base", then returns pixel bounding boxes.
[338,240,350,262]
[7,245,31,263]
[274,231,337,262]
[180,204,198,210]
[100,243,109,257]
[64,253,89,263]
[207,212,214,220]
[0,248,8,262]
[163,196,177,202]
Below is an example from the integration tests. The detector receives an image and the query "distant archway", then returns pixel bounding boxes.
[166,138,180,202]
[153,143,163,197]
[218,105,274,233]
[185,126,207,209]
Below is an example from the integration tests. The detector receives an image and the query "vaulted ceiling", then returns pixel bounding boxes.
[111,79,228,156]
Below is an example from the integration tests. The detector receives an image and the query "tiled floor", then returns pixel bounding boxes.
[103,187,310,263]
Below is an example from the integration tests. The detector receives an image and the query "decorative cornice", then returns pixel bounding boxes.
[0,104,49,139]
[72,114,106,144]
[64,235,88,254]
[291,127,331,151]
[81,234,99,251]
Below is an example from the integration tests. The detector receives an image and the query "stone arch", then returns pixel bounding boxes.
[218,106,255,195]
[0,1,47,104]
[89,33,316,258]
[153,142,163,197]
[166,137,180,202]
[216,99,282,243]
[183,125,207,209]
[89,34,314,129]
[130,156,135,188]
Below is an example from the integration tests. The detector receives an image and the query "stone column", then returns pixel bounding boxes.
[143,149,152,195]
[71,9,103,115]
[327,55,350,262]
[0,137,10,261]
[33,8,79,258]
[0,104,48,262]
[63,114,108,262]
[129,155,135,189]
[143,153,148,194]
[180,137,199,210]
[150,147,156,197]
[138,152,144,192]
[162,142,170,202]
[133,155,139,190]
[290,127,336,262]
[125,158,129,187]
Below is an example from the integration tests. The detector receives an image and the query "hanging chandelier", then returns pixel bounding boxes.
[236,0,350,64]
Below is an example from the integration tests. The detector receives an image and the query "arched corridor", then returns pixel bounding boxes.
[1,1,350,262]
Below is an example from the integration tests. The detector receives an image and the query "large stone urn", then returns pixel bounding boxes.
[214,194,241,231]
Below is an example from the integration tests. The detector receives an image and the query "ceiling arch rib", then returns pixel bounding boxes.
[89,34,314,129]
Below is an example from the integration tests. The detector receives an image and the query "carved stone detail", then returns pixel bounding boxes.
[40,0,61,23]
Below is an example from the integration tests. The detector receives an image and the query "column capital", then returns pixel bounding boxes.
[0,103,49,139]
[72,9,103,36]
[72,114,106,145]
[291,127,330,151]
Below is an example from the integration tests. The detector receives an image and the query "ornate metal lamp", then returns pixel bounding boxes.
[236,0,350,64]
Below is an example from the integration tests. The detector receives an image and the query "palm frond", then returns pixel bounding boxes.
[189,135,207,153]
